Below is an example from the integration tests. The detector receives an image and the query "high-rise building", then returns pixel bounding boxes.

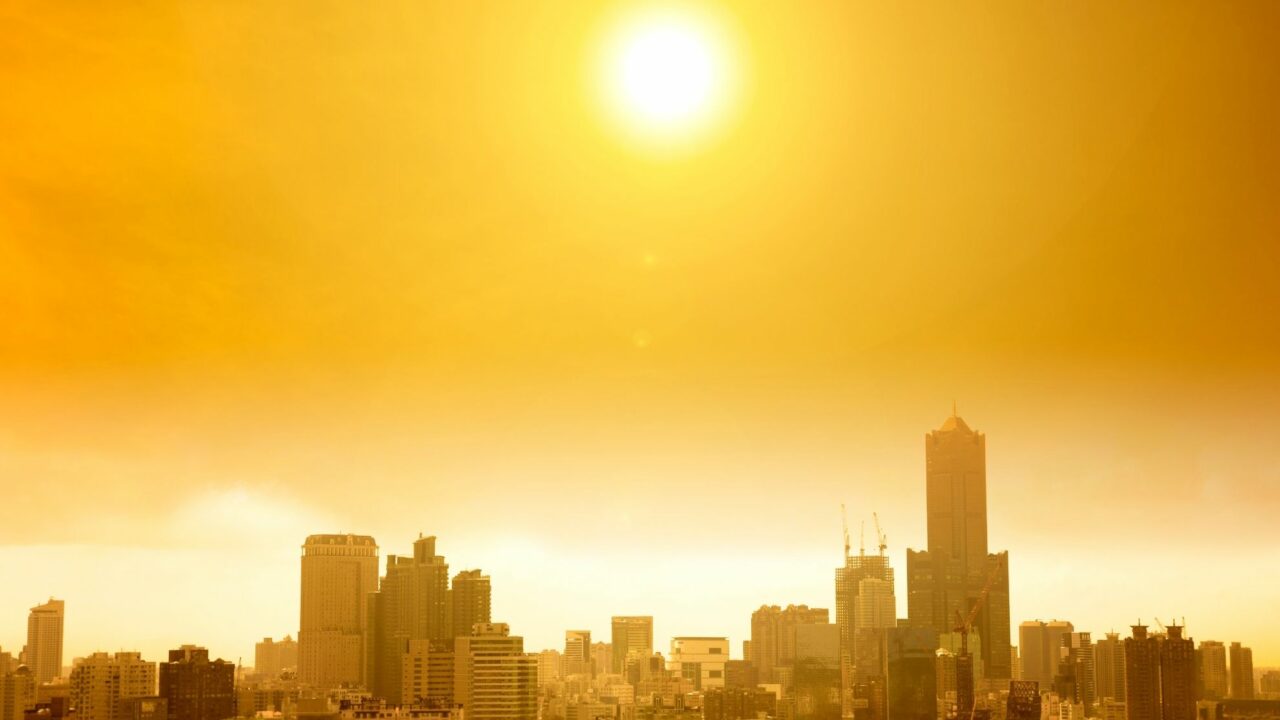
[1007,680,1042,720]
[26,600,65,685]
[563,631,592,677]
[792,623,841,720]
[298,534,378,689]
[589,642,611,678]
[1259,670,1280,695]
[1057,632,1096,714]
[399,639,453,709]
[668,637,729,691]
[453,624,536,720]
[254,637,297,679]
[158,646,235,720]
[1,665,35,720]
[906,411,1012,681]
[535,650,562,688]
[836,547,895,720]
[449,570,491,640]
[1159,625,1195,720]
[610,617,653,674]
[1125,626,1161,720]
[1095,633,1126,703]
[68,652,156,720]
[1228,643,1254,700]
[751,605,829,685]
[1197,641,1228,700]
[368,534,451,703]
[1020,621,1074,689]
[887,626,938,720]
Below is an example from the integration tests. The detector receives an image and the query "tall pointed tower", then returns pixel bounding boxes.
[906,409,1011,680]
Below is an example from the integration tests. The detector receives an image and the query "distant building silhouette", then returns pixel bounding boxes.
[1020,621,1074,689]
[26,600,64,685]
[906,412,1012,680]
[1056,632,1096,715]
[254,636,297,679]
[158,647,234,720]
[298,534,378,689]
[610,617,653,674]
[751,605,829,687]
[1229,643,1254,700]
[1,665,35,720]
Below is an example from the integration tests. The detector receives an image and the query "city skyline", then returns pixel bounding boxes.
[3,410,1276,670]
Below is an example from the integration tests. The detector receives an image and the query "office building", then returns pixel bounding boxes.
[399,639,453,709]
[26,601,65,685]
[254,637,298,679]
[449,570,491,640]
[158,646,235,720]
[668,637,729,691]
[563,631,592,677]
[906,412,1012,681]
[610,617,653,675]
[367,534,451,703]
[453,624,536,720]
[1229,644,1254,700]
[298,534,379,689]
[68,653,157,720]
[1057,632,1096,714]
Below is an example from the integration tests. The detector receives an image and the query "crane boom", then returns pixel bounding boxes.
[873,512,887,556]
[841,503,850,560]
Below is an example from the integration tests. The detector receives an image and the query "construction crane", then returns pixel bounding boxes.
[860,520,866,556]
[952,554,1006,720]
[873,512,887,556]
[841,503,851,560]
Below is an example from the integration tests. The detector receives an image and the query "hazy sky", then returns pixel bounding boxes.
[2,2,1279,668]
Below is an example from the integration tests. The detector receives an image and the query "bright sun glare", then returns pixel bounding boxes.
[602,9,733,140]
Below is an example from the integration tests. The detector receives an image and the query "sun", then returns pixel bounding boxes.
[599,8,736,142]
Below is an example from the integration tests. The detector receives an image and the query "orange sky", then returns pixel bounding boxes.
[2,2,1279,667]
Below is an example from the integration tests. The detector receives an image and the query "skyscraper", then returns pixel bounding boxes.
[158,646,235,720]
[453,624,536,720]
[449,570,491,639]
[835,547,895,714]
[26,599,65,685]
[610,617,654,674]
[886,626,938,720]
[906,411,1012,680]
[1159,626,1195,720]
[1057,632,1096,715]
[1197,641,1227,700]
[1228,643,1254,699]
[1094,633,1127,703]
[68,652,156,720]
[298,534,378,689]
[367,534,451,703]
[1125,626,1160,720]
